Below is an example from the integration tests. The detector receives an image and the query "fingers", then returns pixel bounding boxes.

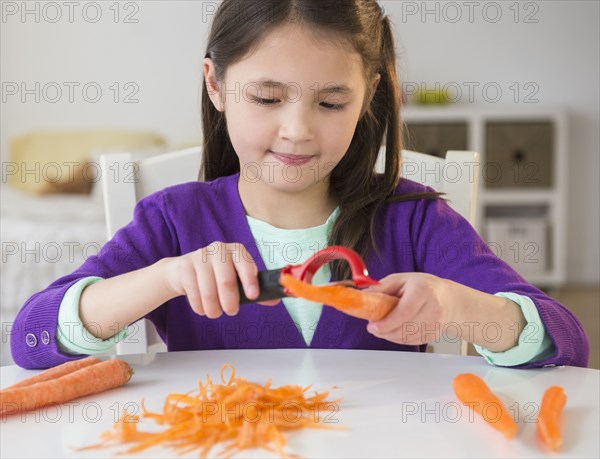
[212,257,243,317]
[180,260,204,315]
[368,321,429,346]
[233,245,260,303]
[364,273,412,297]
[367,294,435,345]
[196,260,222,318]
[366,277,423,335]
[366,273,446,345]
[187,242,268,319]
[367,295,425,336]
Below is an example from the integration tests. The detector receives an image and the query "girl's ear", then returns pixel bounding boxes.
[203,58,225,112]
[360,73,382,118]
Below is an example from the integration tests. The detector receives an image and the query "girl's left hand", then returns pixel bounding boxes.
[363,273,457,345]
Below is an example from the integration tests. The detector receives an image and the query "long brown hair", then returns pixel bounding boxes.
[201,0,442,280]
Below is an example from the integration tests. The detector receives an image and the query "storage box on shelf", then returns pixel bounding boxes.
[402,105,566,288]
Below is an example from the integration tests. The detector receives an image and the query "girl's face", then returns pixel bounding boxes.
[204,23,379,194]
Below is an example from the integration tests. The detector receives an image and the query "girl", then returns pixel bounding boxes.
[11,0,588,369]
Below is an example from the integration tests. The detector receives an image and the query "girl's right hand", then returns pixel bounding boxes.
[161,242,279,318]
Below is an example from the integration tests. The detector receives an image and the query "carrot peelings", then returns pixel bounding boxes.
[537,386,567,451]
[0,358,132,416]
[453,373,517,439]
[79,364,344,458]
[280,273,396,321]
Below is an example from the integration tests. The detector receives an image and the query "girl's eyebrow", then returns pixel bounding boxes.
[254,78,353,94]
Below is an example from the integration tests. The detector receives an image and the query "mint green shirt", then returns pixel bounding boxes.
[246,208,340,346]
[55,207,554,366]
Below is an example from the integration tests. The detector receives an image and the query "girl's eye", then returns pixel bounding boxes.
[251,96,344,110]
[251,97,278,106]
[321,102,345,111]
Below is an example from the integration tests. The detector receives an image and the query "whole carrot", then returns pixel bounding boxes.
[453,373,517,439]
[537,386,567,451]
[0,358,133,416]
[280,274,397,321]
[4,356,101,390]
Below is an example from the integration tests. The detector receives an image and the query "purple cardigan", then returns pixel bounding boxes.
[11,173,589,369]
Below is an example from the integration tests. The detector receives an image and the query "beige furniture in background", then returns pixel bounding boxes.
[7,130,165,195]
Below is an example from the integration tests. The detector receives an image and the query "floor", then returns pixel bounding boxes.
[466,285,600,369]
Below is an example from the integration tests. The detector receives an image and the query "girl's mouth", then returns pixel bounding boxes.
[268,151,315,166]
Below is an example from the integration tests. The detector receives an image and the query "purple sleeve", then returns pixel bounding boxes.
[10,191,178,369]
[411,195,589,368]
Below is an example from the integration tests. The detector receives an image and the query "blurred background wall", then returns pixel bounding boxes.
[3,0,597,282]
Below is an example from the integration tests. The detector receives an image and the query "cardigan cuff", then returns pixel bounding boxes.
[474,292,556,367]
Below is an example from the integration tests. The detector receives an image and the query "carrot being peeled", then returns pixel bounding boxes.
[453,373,517,439]
[537,386,567,451]
[4,356,101,390]
[0,358,132,416]
[280,273,396,321]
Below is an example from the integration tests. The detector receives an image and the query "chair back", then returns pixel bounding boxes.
[102,147,201,238]
[100,147,201,354]
[377,148,479,225]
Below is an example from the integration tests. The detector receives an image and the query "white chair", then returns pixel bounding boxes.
[100,147,201,355]
[397,149,479,227]
[100,146,479,356]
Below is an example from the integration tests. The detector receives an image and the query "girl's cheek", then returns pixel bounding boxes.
[327,119,356,152]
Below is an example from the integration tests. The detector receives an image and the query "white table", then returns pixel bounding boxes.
[1,349,598,458]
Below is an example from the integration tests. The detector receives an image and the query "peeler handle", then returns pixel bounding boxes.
[238,268,285,304]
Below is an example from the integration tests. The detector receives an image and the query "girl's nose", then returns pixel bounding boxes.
[278,103,315,143]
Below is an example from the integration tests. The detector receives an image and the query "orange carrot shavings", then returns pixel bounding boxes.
[537,386,567,452]
[280,274,396,321]
[79,364,345,458]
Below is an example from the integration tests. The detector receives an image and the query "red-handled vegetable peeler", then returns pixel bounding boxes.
[238,245,379,304]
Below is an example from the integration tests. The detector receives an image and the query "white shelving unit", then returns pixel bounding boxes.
[402,105,567,288]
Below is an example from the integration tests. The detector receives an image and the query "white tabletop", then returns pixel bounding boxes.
[1,349,598,458]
